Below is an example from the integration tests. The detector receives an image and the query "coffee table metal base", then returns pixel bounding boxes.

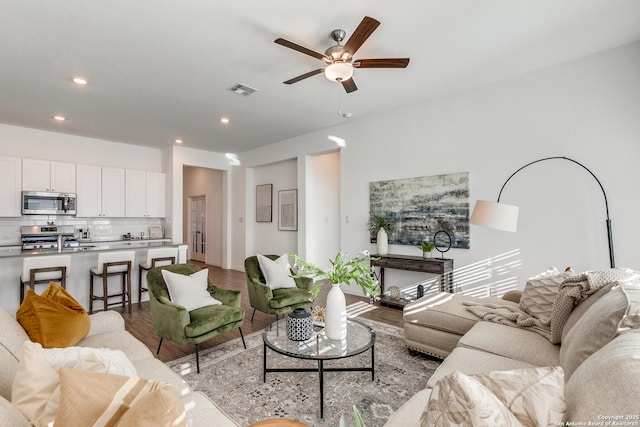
[263,343,375,418]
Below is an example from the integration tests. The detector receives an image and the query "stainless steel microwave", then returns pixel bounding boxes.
[22,191,77,215]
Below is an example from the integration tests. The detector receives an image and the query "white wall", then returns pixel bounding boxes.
[168,146,231,266]
[183,166,223,266]
[248,158,298,256]
[235,41,640,295]
[0,124,163,171]
[305,151,341,269]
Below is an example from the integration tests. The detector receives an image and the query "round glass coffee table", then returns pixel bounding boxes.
[262,318,376,418]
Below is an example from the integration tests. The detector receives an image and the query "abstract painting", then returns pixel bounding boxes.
[369,172,470,248]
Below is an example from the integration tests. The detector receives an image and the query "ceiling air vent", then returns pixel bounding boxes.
[227,83,258,96]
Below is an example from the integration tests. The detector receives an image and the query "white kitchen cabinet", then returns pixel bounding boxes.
[125,170,165,217]
[0,156,22,217]
[22,159,76,193]
[76,165,125,217]
[101,167,125,217]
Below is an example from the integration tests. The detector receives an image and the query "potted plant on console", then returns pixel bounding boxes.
[418,240,436,258]
[292,251,380,341]
[368,214,394,256]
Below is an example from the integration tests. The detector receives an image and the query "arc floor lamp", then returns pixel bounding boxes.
[470,156,615,268]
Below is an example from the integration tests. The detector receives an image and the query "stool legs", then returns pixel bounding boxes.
[90,261,132,314]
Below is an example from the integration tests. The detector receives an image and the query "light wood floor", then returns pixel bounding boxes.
[113,261,404,363]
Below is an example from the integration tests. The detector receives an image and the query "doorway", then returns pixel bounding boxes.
[188,195,206,262]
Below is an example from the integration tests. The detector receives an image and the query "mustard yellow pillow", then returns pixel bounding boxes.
[16,282,90,348]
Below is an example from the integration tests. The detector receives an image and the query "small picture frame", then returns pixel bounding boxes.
[256,184,273,222]
[278,189,298,231]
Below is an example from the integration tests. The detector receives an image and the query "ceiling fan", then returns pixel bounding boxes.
[274,16,410,93]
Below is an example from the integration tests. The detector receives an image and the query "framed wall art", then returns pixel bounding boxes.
[369,172,470,248]
[256,184,273,222]
[278,189,298,231]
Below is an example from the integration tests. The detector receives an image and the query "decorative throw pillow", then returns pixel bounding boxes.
[520,267,575,327]
[55,368,186,427]
[470,366,566,426]
[11,341,138,426]
[257,254,297,290]
[161,268,221,312]
[16,282,90,348]
[421,371,523,427]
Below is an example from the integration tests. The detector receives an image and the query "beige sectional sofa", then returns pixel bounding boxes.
[386,278,640,426]
[0,306,239,426]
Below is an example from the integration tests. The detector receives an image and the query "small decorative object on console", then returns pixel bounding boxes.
[388,286,402,299]
[286,308,313,341]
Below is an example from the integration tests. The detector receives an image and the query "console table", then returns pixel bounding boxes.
[371,254,454,307]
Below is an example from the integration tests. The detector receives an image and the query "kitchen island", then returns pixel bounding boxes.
[0,239,187,313]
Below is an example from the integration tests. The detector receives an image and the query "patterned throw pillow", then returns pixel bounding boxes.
[422,367,566,427]
[55,368,186,427]
[421,371,522,427]
[520,267,575,327]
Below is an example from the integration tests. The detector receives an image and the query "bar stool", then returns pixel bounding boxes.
[138,247,178,303]
[89,251,135,314]
[20,255,72,303]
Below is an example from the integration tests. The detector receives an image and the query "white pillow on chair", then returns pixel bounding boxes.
[257,254,297,290]
[161,269,221,311]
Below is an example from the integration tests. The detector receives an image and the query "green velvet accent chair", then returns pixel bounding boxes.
[147,263,246,373]
[244,255,315,322]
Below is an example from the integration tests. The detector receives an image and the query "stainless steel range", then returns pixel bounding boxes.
[21,225,80,250]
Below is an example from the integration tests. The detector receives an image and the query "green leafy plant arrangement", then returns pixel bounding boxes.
[418,241,436,253]
[292,251,381,300]
[367,214,394,231]
[339,405,366,427]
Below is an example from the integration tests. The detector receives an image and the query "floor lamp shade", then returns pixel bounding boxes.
[470,200,519,232]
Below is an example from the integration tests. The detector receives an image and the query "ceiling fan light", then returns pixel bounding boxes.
[324,62,353,82]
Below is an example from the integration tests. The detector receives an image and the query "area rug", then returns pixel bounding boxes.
[167,318,440,426]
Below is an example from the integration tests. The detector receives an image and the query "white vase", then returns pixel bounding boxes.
[376,228,389,255]
[325,283,347,340]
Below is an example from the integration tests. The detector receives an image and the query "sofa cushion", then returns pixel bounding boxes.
[185,305,244,338]
[559,283,640,380]
[78,330,154,362]
[55,368,187,427]
[384,388,431,427]
[0,395,29,427]
[132,358,191,394]
[565,330,640,421]
[16,282,90,348]
[427,347,536,389]
[458,321,560,366]
[560,282,615,343]
[0,307,29,401]
[269,288,313,309]
[404,292,507,336]
[422,370,522,426]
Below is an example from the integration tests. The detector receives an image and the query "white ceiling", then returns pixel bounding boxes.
[2,1,640,154]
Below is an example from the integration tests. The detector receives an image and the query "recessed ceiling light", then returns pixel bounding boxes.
[175,139,183,144]
[219,117,230,124]
[328,135,346,147]
[72,77,88,85]
[53,115,66,121]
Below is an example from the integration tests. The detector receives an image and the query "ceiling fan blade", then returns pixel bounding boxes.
[354,58,410,68]
[274,38,326,61]
[340,16,380,58]
[283,69,324,85]
[342,78,358,93]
